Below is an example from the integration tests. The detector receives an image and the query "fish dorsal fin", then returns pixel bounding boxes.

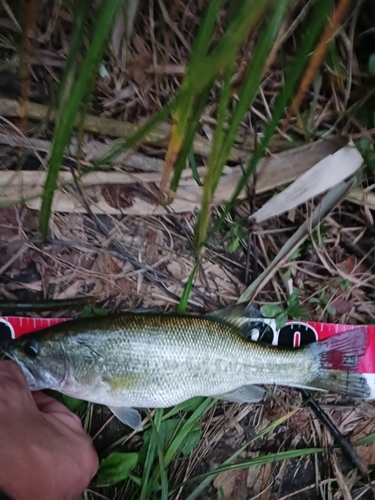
[207,302,262,321]
[207,303,275,343]
[109,406,143,431]
[219,384,265,403]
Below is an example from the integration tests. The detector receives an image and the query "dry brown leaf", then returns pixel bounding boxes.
[0,206,36,238]
[127,34,152,85]
[90,253,124,296]
[111,10,125,61]
[56,280,85,300]
[350,420,375,466]
[339,256,368,276]
[166,261,186,280]
[115,277,135,298]
[213,468,248,500]
[14,281,43,292]
[331,297,353,315]
[251,142,363,223]
[347,186,375,210]
[330,450,353,500]
[1,140,345,216]
[260,462,272,500]
[144,228,164,266]
[101,184,138,209]
[0,207,17,239]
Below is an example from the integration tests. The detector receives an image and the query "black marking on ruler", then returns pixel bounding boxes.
[278,322,318,348]
[245,321,274,344]
[345,369,350,396]
[0,319,14,343]
[343,354,357,367]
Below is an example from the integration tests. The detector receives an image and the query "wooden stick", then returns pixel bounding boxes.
[0,98,244,162]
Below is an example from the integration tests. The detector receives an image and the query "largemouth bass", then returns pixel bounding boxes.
[1,304,370,431]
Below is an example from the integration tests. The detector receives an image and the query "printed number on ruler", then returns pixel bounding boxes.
[249,319,318,348]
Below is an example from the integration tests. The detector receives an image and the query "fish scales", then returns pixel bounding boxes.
[16,313,315,407]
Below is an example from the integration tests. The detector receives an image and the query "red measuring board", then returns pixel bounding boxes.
[0,316,69,339]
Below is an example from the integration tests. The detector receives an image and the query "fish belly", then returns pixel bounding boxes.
[93,355,250,408]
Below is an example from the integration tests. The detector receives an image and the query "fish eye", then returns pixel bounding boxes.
[23,339,39,358]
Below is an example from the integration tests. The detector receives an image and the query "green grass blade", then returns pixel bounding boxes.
[162,397,207,420]
[146,398,216,497]
[140,409,165,500]
[129,474,142,486]
[210,62,235,182]
[169,83,212,193]
[220,0,291,163]
[193,0,289,250]
[188,0,270,92]
[189,148,202,187]
[185,448,322,500]
[218,487,227,500]
[169,0,252,192]
[57,0,90,108]
[166,0,222,171]
[140,412,157,500]
[168,0,269,193]
[353,432,375,447]
[202,448,323,480]
[194,61,235,249]
[221,0,333,219]
[39,0,122,236]
[174,0,222,123]
[92,99,174,168]
[182,409,300,499]
[144,409,168,500]
[162,0,223,193]
[178,263,199,313]
[94,0,268,187]
[164,397,216,465]
[154,410,168,500]
[188,0,222,68]
[182,0,269,101]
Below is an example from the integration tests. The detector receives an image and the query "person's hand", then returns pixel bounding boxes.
[0,360,98,500]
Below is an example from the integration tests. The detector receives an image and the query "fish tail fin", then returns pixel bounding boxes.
[307,327,370,398]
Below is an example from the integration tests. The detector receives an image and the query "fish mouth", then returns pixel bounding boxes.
[0,341,15,362]
[0,340,10,355]
[0,344,39,390]
[17,363,39,389]
[19,364,40,390]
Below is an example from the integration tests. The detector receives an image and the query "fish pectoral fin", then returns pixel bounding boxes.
[109,406,143,431]
[219,384,265,403]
